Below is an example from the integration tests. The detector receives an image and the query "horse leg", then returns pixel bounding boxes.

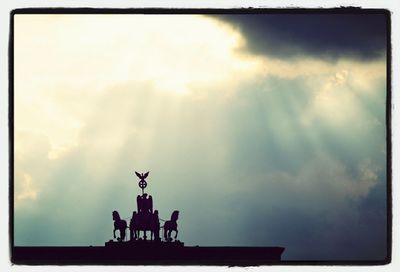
[175,229,178,239]
[121,229,126,241]
[154,226,159,241]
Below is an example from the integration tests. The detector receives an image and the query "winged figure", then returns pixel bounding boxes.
[135,171,149,179]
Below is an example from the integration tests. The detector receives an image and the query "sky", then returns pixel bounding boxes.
[13,13,388,261]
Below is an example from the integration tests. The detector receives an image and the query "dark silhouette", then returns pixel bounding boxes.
[112,172,179,244]
[129,211,138,241]
[135,171,149,194]
[112,211,127,242]
[14,169,286,265]
[163,210,179,242]
[133,211,151,240]
[130,211,160,241]
[14,246,286,264]
[137,193,153,214]
[131,171,157,240]
[151,210,161,241]
[135,193,154,240]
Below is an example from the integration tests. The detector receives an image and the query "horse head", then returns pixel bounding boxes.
[171,210,179,222]
[112,210,121,221]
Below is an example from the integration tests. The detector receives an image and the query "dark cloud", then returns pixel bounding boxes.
[212,13,387,60]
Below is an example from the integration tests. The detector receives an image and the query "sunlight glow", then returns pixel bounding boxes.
[14,14,263,161]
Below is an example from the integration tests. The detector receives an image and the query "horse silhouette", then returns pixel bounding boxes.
[151,210,161,241]
[130,193,156,240]
[130,210,160,240]
[134,211,152,240]
[163,210,179,242]
[129,211,138,241]
[112,210,127,242]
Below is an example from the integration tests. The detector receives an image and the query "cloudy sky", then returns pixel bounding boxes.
[14,13,387,261]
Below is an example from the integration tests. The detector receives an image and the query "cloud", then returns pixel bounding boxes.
[211,13,387,61]
[14,130,51,208]
[226,155,386,260]
[15,174,38,202]
[13,14,387,261]
[14,14,264,160]
[14,14,259,94]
